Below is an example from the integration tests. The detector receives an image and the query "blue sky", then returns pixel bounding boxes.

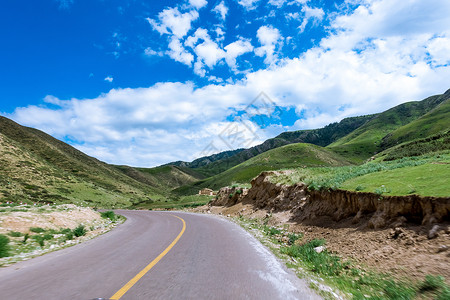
[1,0,450,167]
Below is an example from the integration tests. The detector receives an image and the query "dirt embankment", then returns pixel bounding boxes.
[211,171,450,229]
[201,171,450,282]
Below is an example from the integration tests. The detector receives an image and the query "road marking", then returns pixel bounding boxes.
[110,214,186,300]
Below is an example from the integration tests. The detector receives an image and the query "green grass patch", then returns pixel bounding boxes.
[72,225,87,237]
[29,227,46,233]
[100,211,117,222]
[0,234,11,258]
[271,152,450,197]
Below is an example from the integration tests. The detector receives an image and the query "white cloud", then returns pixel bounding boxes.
[104,76,114,83]
[195,39,226,67]
[298,5,325,33]
[189,0,208,9]
[167,37,194,66]
[255,26,283,64]
[213,1,228,20]
[268,0,287,8]
[238,0,260,10]
[224,38,254,69]
[144,48,164,57]
[147,8,199,39]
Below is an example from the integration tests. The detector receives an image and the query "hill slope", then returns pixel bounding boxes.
[0,117,163,207]
[174,143,351,194]
[327,91,449,163]
[183,114,374,177]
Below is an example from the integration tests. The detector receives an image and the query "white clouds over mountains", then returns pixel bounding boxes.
[9,0,450,167]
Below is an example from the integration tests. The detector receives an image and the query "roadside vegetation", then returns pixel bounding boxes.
[0,203,124,266]
[270,152,450,197]
[235,216,450,299]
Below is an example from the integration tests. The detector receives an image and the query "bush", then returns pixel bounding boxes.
[419,275,445,292]
[30,227,46,233]
[32,236,45,247]
[0,234,11,258]
[100,211,116,222]
[8,231,23,237]
[73,225,86,237]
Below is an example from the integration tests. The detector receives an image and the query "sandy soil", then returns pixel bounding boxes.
[194,203,450,284]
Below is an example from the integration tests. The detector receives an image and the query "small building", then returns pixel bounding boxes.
[198,188,215,196]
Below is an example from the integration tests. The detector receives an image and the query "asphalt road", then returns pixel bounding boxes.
[0,211,320,299]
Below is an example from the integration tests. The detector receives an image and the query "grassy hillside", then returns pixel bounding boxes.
[271,152,450,197]
[0,117,164,208]
[380,92,450,149]
[328,92,448,163]
[186,114,374,177]
[174,143,351,194]
[114,164,204,192]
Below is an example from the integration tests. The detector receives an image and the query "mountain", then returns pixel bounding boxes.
[176,114,374,178]
[173,143,352,194]
[328,90,449,162]
[0,116,164,207]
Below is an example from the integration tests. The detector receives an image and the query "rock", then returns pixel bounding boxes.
[445,226,450,234]
[437,245,449,253]
[227,214,230,217]
[428,225,440,239]
[314,246,326,253]
[390,227,404,239]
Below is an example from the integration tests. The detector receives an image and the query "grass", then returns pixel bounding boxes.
[100,211,117,222]
[0,234,10,258]
[271,152,450,197]
[235,216,450,299]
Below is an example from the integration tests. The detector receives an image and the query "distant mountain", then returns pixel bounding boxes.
[182,114,374,177]
[328,89,450,162]
[173,143,352,195]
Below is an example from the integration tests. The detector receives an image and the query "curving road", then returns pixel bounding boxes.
[0,211,320,299]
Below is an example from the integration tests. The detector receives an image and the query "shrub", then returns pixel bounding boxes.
[32,236,45,247]
[100,211,116,222]
[73,225,86,237]
[288,233,303,245]
[8,231,23,237]
[0,234,11,258]
[30,227,46,233]
[419,275,445,292]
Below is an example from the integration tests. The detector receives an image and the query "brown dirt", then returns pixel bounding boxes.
[0,204,103,234]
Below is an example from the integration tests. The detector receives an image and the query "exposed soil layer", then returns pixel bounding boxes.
[197,171,450,283]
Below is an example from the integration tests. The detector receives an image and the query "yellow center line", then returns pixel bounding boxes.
[110,214,186,300]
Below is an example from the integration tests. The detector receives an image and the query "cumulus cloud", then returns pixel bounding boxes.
[167,37,194,66]
[238,0,260,10]
[213,1,228,20]
[255,26,283,64]
[224,38,254,69]
[189,0,208,9]
[147,8,199,39]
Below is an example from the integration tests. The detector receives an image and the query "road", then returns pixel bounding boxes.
[0,211,320,299]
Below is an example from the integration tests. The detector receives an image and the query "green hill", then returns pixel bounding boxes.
[380,91,450,149]
[180,114,374,177]
[174,143,351,194]
[328,91,449,163]
[0,116,164,208]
